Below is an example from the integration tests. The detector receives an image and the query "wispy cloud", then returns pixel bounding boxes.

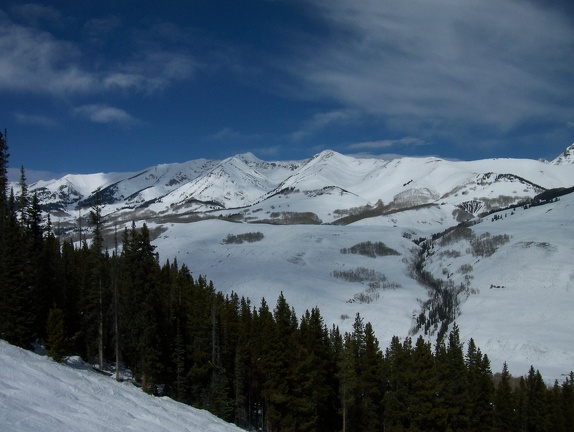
[0,11,196,97]
[73,104,142,126]
[7,167,64,183]
[0,13,97,95]
[291,109,359,141]
[348,137,426,151]
[11,3,63,26]
[15,112,58,128]
[285,0,574,145]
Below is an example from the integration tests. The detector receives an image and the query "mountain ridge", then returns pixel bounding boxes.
[26,145,574,225]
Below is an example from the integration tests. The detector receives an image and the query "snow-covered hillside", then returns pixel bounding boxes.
[420,191,574,381]
[150,191,574,382]
[22,146,574,382]
[0,341,243,432]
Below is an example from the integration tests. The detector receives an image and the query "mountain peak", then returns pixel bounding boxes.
[231,152,262,164]
[551,143,574,165]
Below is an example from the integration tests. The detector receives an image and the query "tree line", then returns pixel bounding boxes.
[1,130,573,431]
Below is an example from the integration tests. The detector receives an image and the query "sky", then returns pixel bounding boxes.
[1,0,573,182]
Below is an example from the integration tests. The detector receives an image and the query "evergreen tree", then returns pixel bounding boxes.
[46,306,66,362]
[525,366,549,432]
[121,223,162,393]
[357,322,384,431]
[384,335,412,431]
[0,129,9,223]
[549,380,565,432]
[466,339,494,431]
[562,372,574,432]
[439,324,470,430]
[0,190,36,347]
[296,307,338,432]
[18,165,28,226]
[494,362,517,432]
[261,292,299,431]
[87,192,106,371]
[186,275,215,406]
[232,296,253,428]
[409,335,443,431]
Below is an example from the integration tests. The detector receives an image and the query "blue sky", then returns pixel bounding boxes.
[1,0,573,181]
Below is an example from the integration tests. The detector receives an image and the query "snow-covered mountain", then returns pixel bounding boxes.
[30,148,573,225]
[26,145,574,381]
[0,341,243,432]
[551,143,574,165]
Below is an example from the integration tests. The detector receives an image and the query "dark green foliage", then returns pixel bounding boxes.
[494,362,517,432]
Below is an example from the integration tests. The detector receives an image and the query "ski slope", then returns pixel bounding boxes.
[0,341,243,432]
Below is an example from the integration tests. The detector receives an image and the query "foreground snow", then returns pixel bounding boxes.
[0,341,242,432]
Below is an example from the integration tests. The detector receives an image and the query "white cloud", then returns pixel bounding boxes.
[0,15,97,95]
[102,52,196,94]
[348,137,426,151]
[73,104,142,126]
[287,0,574,141]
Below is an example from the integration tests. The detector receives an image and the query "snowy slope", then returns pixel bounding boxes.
[0,341,243,432]
[152,220,425,349]
[419,192,574,380]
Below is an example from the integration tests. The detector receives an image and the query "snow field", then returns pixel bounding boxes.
[0,341,243,432]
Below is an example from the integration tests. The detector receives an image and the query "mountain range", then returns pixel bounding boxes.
[24,144,574,381]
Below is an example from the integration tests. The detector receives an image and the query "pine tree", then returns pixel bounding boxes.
[296,307,338,432]
[261,292,299,431]
[47,306,66,362]
[88,192,106,371]
[549,380,565,432]
[438,324,470,431]
[494,362,517,432]
[121,223,162,393]
[562,372,574,431]
[466,339,494,431]
[410,335,443,431]
[0,190,36,347]
[18,166,28,226]
[186,275,215,406]
[525,366,549,432]
[357,322,384,431]
[384,335,412,431]
[0,129,9,223]
[562,372,574,432]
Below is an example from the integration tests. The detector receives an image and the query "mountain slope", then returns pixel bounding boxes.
[417,191,574,380]
[22,145,574,381]
[149,191,574,381]
[0,340,243,432]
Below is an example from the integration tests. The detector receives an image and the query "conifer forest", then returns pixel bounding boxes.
[1,130,573,432]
